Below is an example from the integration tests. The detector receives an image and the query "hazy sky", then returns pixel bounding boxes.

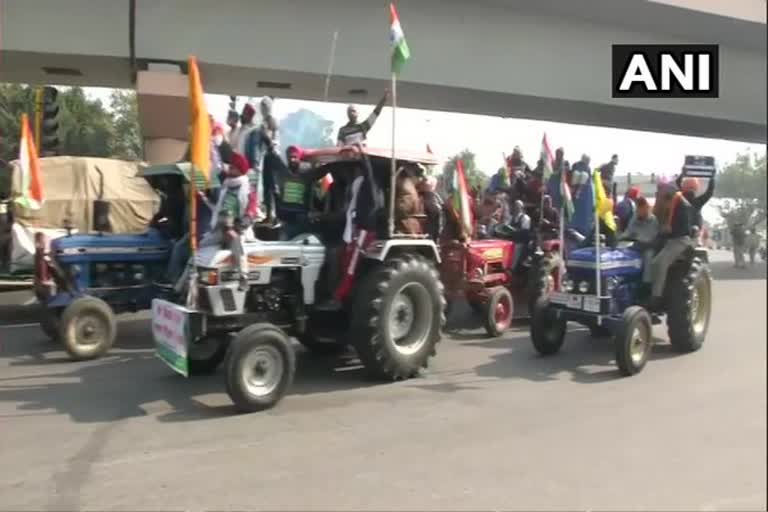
[85,87,765,179]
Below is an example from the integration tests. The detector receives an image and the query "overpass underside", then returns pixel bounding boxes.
[1,0,766,145]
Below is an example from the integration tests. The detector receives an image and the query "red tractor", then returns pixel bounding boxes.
[440,232,561,337]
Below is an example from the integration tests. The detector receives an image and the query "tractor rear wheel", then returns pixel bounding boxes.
[350,255,445,380]
[665,257,711,353]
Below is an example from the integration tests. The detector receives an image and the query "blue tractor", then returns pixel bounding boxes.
[33,163,196,360]
[528,156,715,376]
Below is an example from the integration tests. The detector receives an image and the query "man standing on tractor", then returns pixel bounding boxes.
[599,154,619,192]
[616,186,641,232]
[649,184,694,311]
[538,194,560,237]
[337,90,389,146]
[418,175,444,241]
[259,97,281,226]
[676,174,715,237]
[229,103,258,155]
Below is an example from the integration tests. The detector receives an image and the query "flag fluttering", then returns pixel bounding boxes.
[560,169,574,220]
[593,168,616,232]
[540,133,554,183]
[452,159,474,238]
[188,56,211,186]
[318,173,334,197]
[389,3,411,75]
[15,114,44,210]
[499,154,511,188]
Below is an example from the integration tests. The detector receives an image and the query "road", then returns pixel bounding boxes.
[0,250,765,511]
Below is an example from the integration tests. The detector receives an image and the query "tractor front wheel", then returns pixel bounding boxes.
[530,296,566,356]
[224,323,295,413]
[59,297,116,361]
[483,287,513,337]
[614,306,653,376]
[350,255,445,380]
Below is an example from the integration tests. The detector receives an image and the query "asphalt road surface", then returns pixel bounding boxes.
[0,251,765,511]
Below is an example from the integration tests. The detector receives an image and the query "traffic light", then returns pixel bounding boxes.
[40,86,60,156]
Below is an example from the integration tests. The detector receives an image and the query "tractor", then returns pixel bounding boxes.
[32,163,194,360]
[528,156,715,375]
[151,145,447,413]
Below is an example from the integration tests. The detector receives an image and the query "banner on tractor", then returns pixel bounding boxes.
[152,299,192,377]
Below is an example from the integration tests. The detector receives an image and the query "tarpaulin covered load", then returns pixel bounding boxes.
[10,156,160,233]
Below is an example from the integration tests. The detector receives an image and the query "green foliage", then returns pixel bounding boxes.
[278,108,335,151]
[0,84,142,163]
[107,90,142,161]
[442,149,488,193]
[715,152,767,228]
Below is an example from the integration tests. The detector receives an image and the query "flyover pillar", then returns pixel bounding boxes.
[136,69,189,164]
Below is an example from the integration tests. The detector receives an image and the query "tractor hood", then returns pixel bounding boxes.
[566,246,643,278]
[467,239,516,267]
[194,234,326,272]
[51,229,171,264]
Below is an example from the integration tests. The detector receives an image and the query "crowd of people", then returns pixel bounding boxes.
[146,91,757,312]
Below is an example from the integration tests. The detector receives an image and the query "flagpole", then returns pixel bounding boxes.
[323,30,339,102]
[388,72,396,238]
[186,169,198,308]
[594,173,602,300]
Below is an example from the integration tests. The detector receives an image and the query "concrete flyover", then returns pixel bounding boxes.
[1,0,766,153]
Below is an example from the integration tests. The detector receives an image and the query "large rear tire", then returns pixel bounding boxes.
[614,306,653,376]
[483,287,513,337]
[59,297,116,361]
[530,296,566,356]
[350,255,445,381]
[224,323,295,413]
[665,257,711,353]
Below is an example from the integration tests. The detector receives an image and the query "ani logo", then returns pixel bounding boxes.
[612,44,719,98]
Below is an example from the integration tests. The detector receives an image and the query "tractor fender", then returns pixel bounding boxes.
[47,291,84,309]
[363,239,441,264]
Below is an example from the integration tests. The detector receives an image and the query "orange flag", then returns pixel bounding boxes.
[15,114,44,210]
[188,56,211,185]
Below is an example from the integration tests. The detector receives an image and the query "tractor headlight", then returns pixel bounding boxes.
[471,267,485,280]
[69,265,81,278]
[563,278,574,292]
[604,277,617,294]
[578,281,590,293]
[198,268,219,286]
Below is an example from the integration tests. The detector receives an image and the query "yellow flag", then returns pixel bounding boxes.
[188,56,211,185]
[593,170,617,232]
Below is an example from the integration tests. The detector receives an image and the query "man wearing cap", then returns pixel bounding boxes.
[676,173,715,236]
[229,103,258,155]
[616,186,641,233]
[337,90,389,146]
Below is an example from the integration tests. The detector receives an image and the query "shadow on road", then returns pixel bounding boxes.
[708,259,766,281]
[0,318,385,424]
[457,327,679,385]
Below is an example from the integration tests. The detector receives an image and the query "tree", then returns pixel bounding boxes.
[442,149,488,194]
[715,152,767,228]
[278,108,335,151]
[108,90,142,161]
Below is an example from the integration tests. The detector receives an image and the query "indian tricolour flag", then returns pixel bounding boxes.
[453,159,473,238]
[540,133,554,183]
[390,3,411,75]
[15,114,44,210]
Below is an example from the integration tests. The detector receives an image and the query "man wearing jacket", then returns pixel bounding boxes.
[649,185,694,310]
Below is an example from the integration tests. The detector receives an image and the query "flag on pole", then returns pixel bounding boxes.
[317,173,334,198]
[560,168,574,219]
[389,3,411,75]
[453,159,474,237]
[540,133,554,183]
[593,168,617,232]
[15,114,44,210]
[188,56,211,186]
